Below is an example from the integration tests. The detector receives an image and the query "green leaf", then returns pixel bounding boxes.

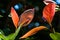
[0,30,8,40]
[0,29,4,35]
[50,32,60,40]
[7,33,14,40]
[0,33,6,40]
[50,33,58,40]
[7,25,22,40]
[11,26,21,40]
[0,38,2,40]
[0,15,3,17]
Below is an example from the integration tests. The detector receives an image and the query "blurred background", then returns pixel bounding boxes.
[0,0,60,40]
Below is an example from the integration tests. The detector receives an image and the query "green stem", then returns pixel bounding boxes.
[53,28,55,33]
[0,34,7,40]
[49,23,55,33]
[10,24,22,40]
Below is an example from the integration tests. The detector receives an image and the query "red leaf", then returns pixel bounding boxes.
[43,3,56,24]
[11,7,19,28]
[18,9,34,26]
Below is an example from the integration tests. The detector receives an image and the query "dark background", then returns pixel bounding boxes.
[0,0,60,40]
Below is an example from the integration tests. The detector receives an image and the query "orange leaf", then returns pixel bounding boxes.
[11,7,19,28]
[18,9,34,26]
[43,3,56,24]
[20,26,47,39]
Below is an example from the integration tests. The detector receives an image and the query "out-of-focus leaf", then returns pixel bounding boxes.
[0,15,3,17]
[0,33,6,40]
[0,38,2,40]
[7,33,14,40]
[11,7,19,28]
[20,26,47,39]
[50,32,60,40]
[43,3,56,24]
[0,30,7,40]
[0,29,4,35]
[50,33,58,40]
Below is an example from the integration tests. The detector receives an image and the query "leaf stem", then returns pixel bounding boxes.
[10,24,22,40]
[49,23,55,33]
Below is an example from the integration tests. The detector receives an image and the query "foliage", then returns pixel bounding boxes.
[0,1,60,40]
[50,32,60,40]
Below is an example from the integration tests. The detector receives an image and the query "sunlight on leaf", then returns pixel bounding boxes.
[0,38,2,40]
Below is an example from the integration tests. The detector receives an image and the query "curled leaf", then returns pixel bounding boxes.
[20,26,47,39]
[18,9,34,26]
[43,3,56,24]
[11,7,19,28]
